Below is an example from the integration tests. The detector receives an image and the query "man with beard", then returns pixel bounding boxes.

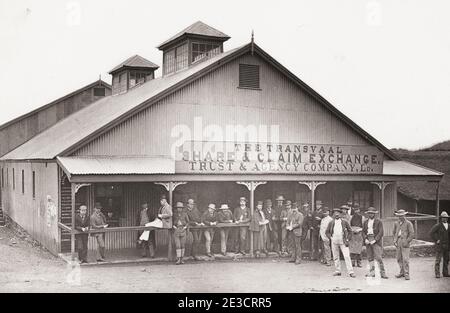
[233,197,251,255]
[264,199,280,255]
[429,211,450,278]
[362,207,388,279]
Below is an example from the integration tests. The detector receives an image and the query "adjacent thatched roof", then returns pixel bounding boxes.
[395,148,450,200]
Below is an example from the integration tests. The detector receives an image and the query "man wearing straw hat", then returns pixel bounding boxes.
[201,203,218,257]
[362,207,388,279]
[217,204,234,256]
[326,207,355,277]
[393,209,414,280]
[429,211,450,278]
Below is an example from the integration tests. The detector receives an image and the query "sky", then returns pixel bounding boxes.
[0,0,449,150]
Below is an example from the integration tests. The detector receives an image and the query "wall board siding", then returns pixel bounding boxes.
[73,53,377,157]
[0,86,111,157]
[0,162,59,254]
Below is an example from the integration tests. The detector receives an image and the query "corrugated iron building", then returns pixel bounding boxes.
[0,21,443,259]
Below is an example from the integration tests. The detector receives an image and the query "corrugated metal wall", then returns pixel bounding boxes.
[0,161,59,254]
[73,53,374,157]
[0,86,111,157]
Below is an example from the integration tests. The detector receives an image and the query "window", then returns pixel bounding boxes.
[112,75,120,95]
[12,168,15,190]
[129,71,148,89]
[93,87,106,97]
[119,72,127,93]
[163,43,189,75]
[163,49,176,75]
[175,44,188,71]
[191,42,220,63]
[239,64,260,89]
[32,171,36,199]
[21,170,24,194]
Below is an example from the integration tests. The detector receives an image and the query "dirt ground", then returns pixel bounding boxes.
[0,226,449,293]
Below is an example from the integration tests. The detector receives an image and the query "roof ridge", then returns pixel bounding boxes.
[0,79,111,131]
[1,41,404,164]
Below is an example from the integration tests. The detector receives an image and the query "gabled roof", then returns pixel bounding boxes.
[157,21,230,50]
[1,42,399,161]
[109,55,159,74]
[0,80,111,131]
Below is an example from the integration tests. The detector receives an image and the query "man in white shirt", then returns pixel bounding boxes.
[429,211,450,278]
[319,208,333,266]
[325,208,355,277]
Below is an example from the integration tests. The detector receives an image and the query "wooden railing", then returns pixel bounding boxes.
[58,221,250,234]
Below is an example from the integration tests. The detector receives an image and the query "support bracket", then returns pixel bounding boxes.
[237,181,267,191]
[75,183,91,194]
[298,181,327,192]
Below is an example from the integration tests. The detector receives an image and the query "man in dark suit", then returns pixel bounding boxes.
[429,211,450,278]
[75,205,90,263]
[264,199,280,255]
[249,201,269,258]
[286,204,304,264]
[362,207,388,279]
[393,209,415,280]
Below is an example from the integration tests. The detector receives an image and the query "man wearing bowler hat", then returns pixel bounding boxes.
[286,203,304,264]
[326,207,355,277]
[158,194,173,229]
[362,207,388,279]
[280,200,292,255]
[233,197,251,255]
[136,201,155,258]
[393,209,414,280]
[185,199,202,260]
[310,200,323,261]
[264,199,280,255]
[429,211,450,278]
[90,202,108,262]
[217,204,234,256]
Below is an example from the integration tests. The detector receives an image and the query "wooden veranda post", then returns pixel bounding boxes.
[436,182,440,223]
[237,181,266,257]
[70,183,76,261]
[298,181,326,258]
[250,181,254,257]
[154,181,187,261]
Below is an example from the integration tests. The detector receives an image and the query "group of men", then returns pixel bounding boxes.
[74,194,450,280]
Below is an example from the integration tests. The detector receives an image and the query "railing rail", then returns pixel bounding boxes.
[58,222,250,234]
